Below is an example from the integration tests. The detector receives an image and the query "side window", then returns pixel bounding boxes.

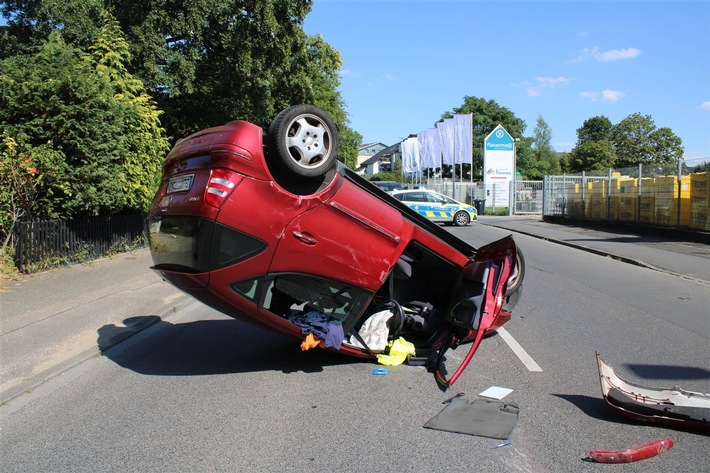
[260,274,368,324]
[426,193,439,203]
[409,192,427,203]
[231,278,262,302]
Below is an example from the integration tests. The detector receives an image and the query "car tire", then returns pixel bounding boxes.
[505,248,525,296]
[267,105,339,180]
[453,210,470,226]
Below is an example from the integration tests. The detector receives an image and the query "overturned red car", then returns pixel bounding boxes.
[147,105,524,387]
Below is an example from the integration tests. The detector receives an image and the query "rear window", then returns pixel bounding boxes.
[148,216,266,273]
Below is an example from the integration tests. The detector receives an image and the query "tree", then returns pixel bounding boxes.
[610,113,656,167]
[513,137,535,178]
[338,126,363,170]
[649,127,684,165]
[576,116,613,145]
[0,131,67,251]
[568,141,616,172]
[107,1,350,141]
[85,11,169,211]
[610,113,683,169]
[568,115,616,172]
[0,0,104,57]
[441,96,526,179]
[1,31,128,217]
[527,116,560,179]
[1,19,169,219]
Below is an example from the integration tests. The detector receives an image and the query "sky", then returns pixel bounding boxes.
[303,0,710,165]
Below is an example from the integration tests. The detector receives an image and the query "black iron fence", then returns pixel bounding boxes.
[13,213,147,273]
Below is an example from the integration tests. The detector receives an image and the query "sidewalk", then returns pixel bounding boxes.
[1,218,707,405]
[0,249,190,403]
[479,215,710,283]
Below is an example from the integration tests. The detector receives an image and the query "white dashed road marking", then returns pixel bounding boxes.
[496,327,543,372]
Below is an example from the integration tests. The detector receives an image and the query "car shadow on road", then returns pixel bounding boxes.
[551,394,618,423]
[98,315,364,377]
[623,363,710,381]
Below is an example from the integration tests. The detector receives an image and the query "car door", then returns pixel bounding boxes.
[269,179,407,292]
[425,191,457,222]
[398,191,437,221]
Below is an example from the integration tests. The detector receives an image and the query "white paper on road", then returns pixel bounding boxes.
[479,386,514,400]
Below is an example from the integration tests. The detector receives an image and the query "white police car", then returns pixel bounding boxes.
[391,189,477,226]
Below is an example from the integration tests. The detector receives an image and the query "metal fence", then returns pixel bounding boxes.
[542,165,709,231]
[13,213,148,272]
[414,179,544,215]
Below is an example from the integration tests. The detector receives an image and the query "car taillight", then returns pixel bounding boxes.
[204,168,242,208]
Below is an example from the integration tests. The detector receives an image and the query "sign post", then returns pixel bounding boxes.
[483,125,515,211]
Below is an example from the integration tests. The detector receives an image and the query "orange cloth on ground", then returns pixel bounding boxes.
[300,333,325,351]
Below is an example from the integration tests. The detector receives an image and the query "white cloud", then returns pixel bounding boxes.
[600,89,624,102]
[366,72,397,86]
[536,76,570,87]
[519,76,570,97]
[597,47,641,62]
[580,89,625,103]
[570,46,641,63]
[701,101,710,111]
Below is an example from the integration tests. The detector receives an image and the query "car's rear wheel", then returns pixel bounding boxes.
[505,248,525,296]
[453,210,470,226]
[267,105,339,180]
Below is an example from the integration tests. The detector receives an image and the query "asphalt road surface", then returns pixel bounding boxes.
[2,224,708,472]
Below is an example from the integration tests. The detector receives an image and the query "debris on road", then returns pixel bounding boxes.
[585,437,674,463]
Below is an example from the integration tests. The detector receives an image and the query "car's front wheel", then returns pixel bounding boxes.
[453,210,471,226]
[505,248,525,296]
[267,105,339,180]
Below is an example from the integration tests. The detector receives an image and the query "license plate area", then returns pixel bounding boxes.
[167,174,195,194]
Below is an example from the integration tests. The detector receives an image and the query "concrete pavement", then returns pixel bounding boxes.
[481,216,710,283]
[0,250,192,404]
[1,216,707,405]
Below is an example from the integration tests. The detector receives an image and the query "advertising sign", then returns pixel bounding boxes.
[484,125,515,207]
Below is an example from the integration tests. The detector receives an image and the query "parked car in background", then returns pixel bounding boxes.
[146,105,523,387]
[391,189,477,226]
[370,180,404,193]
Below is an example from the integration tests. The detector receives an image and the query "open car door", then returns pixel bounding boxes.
[434,235,519,388]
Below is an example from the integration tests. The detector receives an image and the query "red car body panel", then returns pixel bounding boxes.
[147,117,523,384]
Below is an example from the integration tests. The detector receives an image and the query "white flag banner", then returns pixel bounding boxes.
[425,128,441,169]
[439,118,455,165]
[401,137,420,173]
[411,137,421,172]
[401,138,413,173]
[454,114,472,165]
[417,131,430,170]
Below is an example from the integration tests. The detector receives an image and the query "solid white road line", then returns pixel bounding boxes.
[496,327,543,372]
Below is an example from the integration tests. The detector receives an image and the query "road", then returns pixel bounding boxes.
[1,223,708,472]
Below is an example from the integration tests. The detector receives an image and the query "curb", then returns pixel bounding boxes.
[482,222,705,284]
[0,293,195,406]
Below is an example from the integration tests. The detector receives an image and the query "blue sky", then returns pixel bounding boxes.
[304,1,710,165]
